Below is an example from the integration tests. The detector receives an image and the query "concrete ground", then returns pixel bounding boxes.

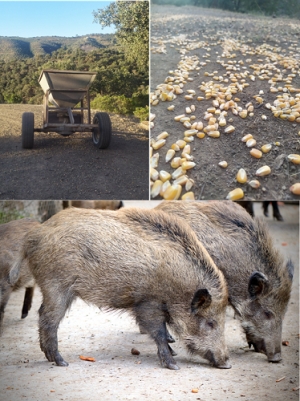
[0,201,299,401]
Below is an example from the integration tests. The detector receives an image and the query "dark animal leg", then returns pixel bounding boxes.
[135,302,179,370]
[38,291,74,366]
[0,285,12,335]
[21,287,34,319]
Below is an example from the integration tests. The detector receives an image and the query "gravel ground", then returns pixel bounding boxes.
[0,105,149,200]
[150,5,300,201]
[0,201,298,401]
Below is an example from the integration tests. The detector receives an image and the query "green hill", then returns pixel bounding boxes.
[0,34,115,61]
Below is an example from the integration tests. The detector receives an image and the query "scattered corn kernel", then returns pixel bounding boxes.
[226,188,244,200]
[163,184,182,200]
[224,125,235,134]
[236,168,247,184]
[182,192,195,200]
[256,165,271,176]
[250,148,263,158]
[248,180,260,189]
[152,139,166,150]
[165,149,175,163]
[261,144,272,153]
[287,154,300,164]
[246,138,257,147]
[219,161,228,168]
[242,134,253,142]
[290,183,300,195]
[151,180,163,198]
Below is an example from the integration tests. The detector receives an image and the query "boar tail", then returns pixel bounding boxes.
[8,255,23,285]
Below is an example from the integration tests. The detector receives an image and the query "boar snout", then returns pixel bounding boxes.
[204,350,232,369]
[248,338,282,362]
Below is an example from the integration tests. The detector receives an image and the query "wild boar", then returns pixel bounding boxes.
[9,207,230,370]
[0,218,40,334]
[155,200,294,363]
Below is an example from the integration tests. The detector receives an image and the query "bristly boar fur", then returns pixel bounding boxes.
[0,218,40,334]
[155,200,294,363]
[9,207,231,370]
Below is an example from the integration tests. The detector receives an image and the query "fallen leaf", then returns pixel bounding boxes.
[79,355,96,362]
[282,341,289,346]
[191,389,199,393]
[131,348,140,355]
[281,242,288,246]
[292,386,299,391]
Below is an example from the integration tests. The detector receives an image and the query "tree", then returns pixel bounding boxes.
[93,1,149,75]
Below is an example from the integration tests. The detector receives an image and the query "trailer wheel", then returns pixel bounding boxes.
[22,112,34,149]
[92,112,112,149]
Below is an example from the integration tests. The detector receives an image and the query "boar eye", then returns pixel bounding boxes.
[264,311,273,319]
[206,320,214,329]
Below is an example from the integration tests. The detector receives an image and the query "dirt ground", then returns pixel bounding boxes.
[0,201,299,401]
[0,105,149,200]
[150,5,300,200]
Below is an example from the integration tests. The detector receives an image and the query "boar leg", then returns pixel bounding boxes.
[38,292,73,367]
[21,287,34,319]
[139,322,176,344]
[135,302,179,370]
[0,285,12,335]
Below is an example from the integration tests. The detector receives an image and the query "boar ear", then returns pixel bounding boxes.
[248,271,269,299]
[286,259,294,281]
[191,289,212,313]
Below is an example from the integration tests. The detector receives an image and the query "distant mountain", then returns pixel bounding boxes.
[0,34,115,61]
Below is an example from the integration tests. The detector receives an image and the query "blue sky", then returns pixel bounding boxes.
[0,1,115,37]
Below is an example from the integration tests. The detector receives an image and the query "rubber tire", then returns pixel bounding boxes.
[22,112,34,149]
[92,112,112,149]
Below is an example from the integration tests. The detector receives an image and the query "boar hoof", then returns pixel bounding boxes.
[167,363,180,370]
[268,353,281,363]
[21,312,28,319]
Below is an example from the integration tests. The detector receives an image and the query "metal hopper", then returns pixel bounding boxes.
[38,70,97,108]
[21,69,112,149]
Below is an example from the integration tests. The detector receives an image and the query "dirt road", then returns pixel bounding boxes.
[0,201,298,401]
[0,105,149,200]
[150,5,300,200]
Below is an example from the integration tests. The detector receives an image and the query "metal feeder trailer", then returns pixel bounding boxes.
[21,69,112,149]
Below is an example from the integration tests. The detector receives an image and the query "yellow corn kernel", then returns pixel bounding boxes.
[176,140,187,149]
[226,188,244,200]
[160,180,171,197]
[150,167,159,181]
[171,157,182,169]
[250,148,263,158]
[256,166,271,176]
[181,161,196,170]
[246,138,256,148]
[181,192,195,200]
[171,166,186,180]
[171,143,180,151]
[183,136,194,143]
[242,134,253,142]
[185,178,194,191]
[248,180,260,189]
[182,145,191,155]
[218,161,228,168]
[156,131,169,140]
[290,183,300,195]
[167,105,175,111]
[197,132,206,139]
[239,110,248,119]
[165,149,175,163]
[236,168,247,184]
[173,175,189,186]
[184,129,198,137]
[287,154,300,164]
[152,139,166,150]
[174,114,186,121]
[163,184,182,200]
[208,131,220,138]
[224,125,235,134]
[261,144,272,153]
[151,180,163,198]
[159,170,171,183]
